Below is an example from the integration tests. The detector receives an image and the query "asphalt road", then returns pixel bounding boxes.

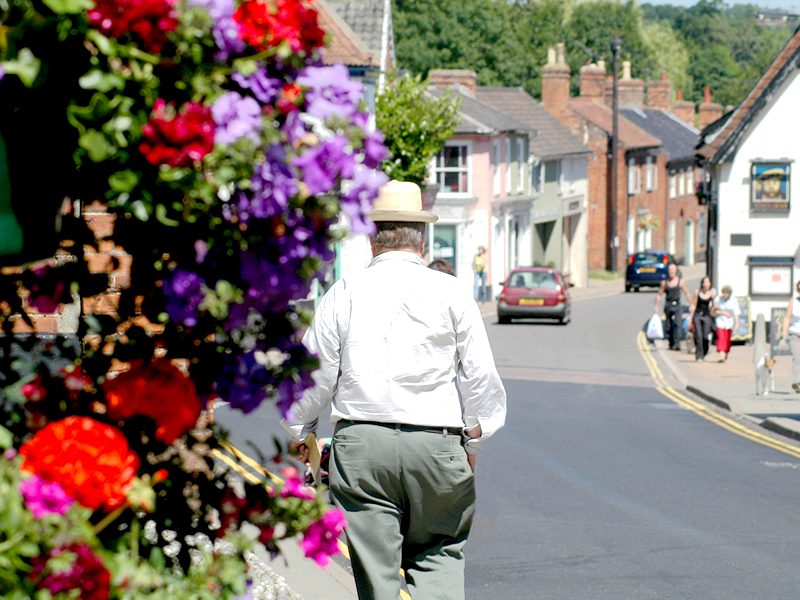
[215,275,800,599]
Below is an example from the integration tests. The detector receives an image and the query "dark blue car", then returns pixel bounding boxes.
[625,251,678,292]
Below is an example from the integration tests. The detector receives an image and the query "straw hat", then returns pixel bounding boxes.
[369,180,438,223]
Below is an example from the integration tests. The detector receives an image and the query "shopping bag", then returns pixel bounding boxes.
[646,314,664,340]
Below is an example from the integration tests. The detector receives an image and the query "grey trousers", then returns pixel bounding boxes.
[790,333,800,384]
[329,421,476,600]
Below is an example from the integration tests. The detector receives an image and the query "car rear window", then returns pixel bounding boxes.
[631,253,662,265]
[507,271,558,289]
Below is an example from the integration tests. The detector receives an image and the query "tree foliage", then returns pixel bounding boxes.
[392,0,795,108]
[375,72,461,189]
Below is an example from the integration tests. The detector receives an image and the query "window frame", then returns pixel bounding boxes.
[432,140,472,196]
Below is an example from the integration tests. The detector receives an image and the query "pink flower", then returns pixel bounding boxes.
[300,508,346,567]
[19,475,75,519]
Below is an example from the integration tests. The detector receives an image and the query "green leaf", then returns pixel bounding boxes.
[79,70,125,93]
[79,129,115,163]
[109,170,139,193]
[155,204,180,227]
[2,48,42,87]
[86,30,115,56]
[42,0,93,13]
[0,425,11,450]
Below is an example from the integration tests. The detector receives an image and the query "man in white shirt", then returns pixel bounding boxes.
[283,180,506,600]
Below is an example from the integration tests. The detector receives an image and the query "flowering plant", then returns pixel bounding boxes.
[0,0,388,596]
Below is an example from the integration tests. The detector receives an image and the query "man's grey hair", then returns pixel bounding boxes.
[372,222,426,250]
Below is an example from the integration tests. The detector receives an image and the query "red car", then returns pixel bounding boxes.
[497,267,571,325]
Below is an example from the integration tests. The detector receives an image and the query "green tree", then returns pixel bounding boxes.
[641,20,692,99]
[375,72,461,189]
[392,0,534,88]
[511,0,569,97]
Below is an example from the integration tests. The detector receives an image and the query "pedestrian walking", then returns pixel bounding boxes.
[688,276,716,361]
[781,280,800,393]
[283,180,507,600]
[653,263,691,350]
[712,284,739,362]
[473,245,488,303]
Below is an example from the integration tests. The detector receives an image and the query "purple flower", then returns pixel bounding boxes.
[280,475,315,500]
[0,65,5,82]
[20,475,75,519]
[214,351,273,413]
[235,145,297,222]
[163,269,206,327]
[362,129,389,169]
[300,509,347,567]
[341,168,388,235]
[281,111,308,146]
[233,68,282,105]
[195,240,209,264]
[292,135,356,196]
[296,64,364,121]
[187,0,245,61]
[212,92,264,146]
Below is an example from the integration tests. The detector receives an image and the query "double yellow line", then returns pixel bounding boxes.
[636,331,800,458]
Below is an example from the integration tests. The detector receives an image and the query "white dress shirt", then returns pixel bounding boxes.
[282,251,507,452]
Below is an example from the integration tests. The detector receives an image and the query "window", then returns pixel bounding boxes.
[699,212,706,247]
[678,170,686,197]
[669,172,677,199]
[516,138,525,193]
[493,141,500,196]
[668,219,676,254]
[645,157,654,191]
[556,160,563,195]
[506,139,511,194]
[531,162,542,194]
[434,144,469,194]
[627,159,641,194]
[686,169,694,197]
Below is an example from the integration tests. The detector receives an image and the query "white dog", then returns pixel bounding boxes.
[755,354,776,396]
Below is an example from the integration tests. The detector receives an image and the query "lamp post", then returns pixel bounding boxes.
[609,36,622,273]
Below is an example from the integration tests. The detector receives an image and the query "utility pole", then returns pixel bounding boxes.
[609,36,622,273]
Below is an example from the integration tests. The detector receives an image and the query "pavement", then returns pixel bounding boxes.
[249,262,800,598]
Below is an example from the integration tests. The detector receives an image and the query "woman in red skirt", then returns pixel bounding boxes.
[713,285,739,362]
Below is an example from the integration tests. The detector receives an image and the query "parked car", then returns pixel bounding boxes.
[625,251,678,292]
[497,267,571,324]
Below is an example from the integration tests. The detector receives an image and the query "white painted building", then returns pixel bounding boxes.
[698,29,800,325]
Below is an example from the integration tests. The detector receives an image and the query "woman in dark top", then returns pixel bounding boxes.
[688,276,716,361]
[654,263,691,351]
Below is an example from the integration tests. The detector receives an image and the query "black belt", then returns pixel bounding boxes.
[339,419,461,436]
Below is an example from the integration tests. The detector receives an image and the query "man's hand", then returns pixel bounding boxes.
[288,440,310,465]
[467,453,477,472]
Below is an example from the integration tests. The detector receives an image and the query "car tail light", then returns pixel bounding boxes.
[628,255,634,264]
[499,292,506,301]
[557,293,566,303]
[662,255,668,263]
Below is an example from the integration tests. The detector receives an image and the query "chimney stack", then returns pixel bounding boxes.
[579,62,606,102]
[617,60,645,107]
[698,86,723,129]
[672,89,696,126]
[428,69,477,95]
[541,43,571,117]
[647,71,672,111]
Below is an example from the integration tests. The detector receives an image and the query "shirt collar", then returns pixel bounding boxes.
[369,251,426,268]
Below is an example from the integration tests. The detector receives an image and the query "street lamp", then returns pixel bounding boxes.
[610,36,622,273]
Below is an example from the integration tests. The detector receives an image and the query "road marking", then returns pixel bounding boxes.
[636,331,800,458]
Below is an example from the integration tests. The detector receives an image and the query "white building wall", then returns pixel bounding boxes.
[713,69,800,322]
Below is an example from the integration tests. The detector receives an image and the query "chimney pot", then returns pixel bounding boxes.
[661,70,668,81]
[597,60,606,70]
[622,61,631,80]
[676,89,683,101]
[547,46,556,65]
[556,42,566,64]
[703,86,712,104]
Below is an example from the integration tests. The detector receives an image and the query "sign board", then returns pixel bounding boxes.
[731,295,752,342]
[751,162,790,212]
[770,306,792,356]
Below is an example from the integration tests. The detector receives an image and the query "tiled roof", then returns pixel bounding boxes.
[324,0,387,64]
[315,0,377,67]
[428,86,532,135]
[620,106,699,163]
[475,87,591,159]
[697,25,800,163]
[569,98,662,150]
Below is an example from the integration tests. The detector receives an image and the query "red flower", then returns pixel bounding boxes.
[103,359,203,444]
[21,376,47,402]
[277,83,302,114]
[19,416,140,512]
[30,543,111,600]
[139,99,215,168]
[88,0,178,55]
[234,0,325,55]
